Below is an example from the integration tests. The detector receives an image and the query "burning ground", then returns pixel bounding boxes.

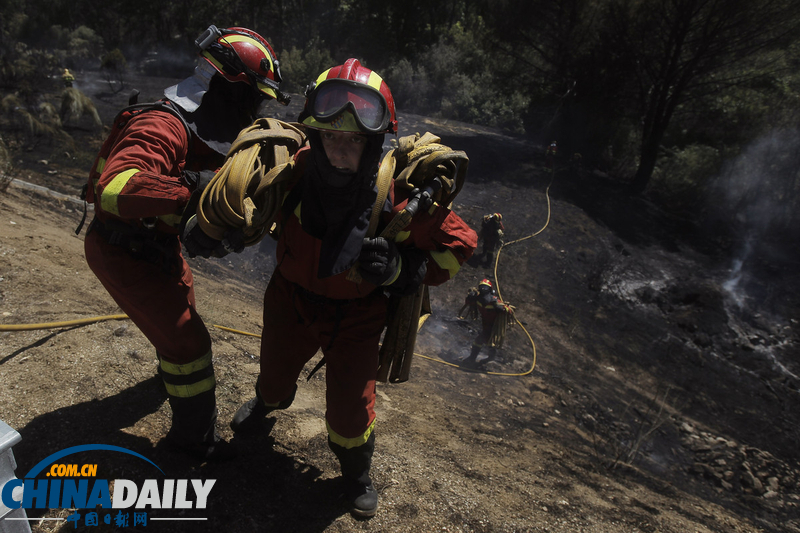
[1,71,799,532]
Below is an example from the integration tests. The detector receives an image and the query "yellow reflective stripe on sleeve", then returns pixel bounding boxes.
[96,157,107,174]
[100,169,140,216]
[163,376,216,398]
[327,420,375,449]
[159,350,213,376]
[430,249,462,279]
[158,213,183,227]
[394,231,411,243]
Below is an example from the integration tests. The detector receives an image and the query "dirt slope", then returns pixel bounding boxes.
[1,74,800,533]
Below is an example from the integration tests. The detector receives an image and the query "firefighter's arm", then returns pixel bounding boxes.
[400,206,477,287]
[95,112,192,222]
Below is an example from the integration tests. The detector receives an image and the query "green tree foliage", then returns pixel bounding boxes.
[602,0,800,192]
[278,41,335,93]
[2,0,800,221]
[100,48,127,92]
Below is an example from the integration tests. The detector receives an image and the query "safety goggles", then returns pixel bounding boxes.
[306,79,390,134]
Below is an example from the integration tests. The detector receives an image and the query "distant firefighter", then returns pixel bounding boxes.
[62,68,75,88]
[460,279,514,367]
[457,287,479,320]
[545,140,557,169]
[480,212,504,265]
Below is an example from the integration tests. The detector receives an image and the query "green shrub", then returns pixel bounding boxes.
[649,144,722,211]
[278,41,335,93]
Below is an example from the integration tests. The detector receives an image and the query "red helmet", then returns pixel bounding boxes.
[299,58,397,135]
[197,25,288,105]
[479,279,493,289]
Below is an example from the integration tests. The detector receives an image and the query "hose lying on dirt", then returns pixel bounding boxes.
[0,314,129,331]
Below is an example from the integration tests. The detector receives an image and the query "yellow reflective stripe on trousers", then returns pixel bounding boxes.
[163,376,216,398]
[327,420,375,449]
[100,168,140,216]
[159,350,213,375]
[160,350,215,398]
[430,249,462,279]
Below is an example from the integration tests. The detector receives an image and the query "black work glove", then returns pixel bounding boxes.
[409,187,435,212]
[182,215,229,259]
[358,237,428,295]
[221,227,246,254]
[182,169,216,191]
[358,237,400,286]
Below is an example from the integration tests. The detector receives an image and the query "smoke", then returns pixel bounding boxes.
[721,237,751,308]
[718,128,800,239]
[715,128,800,306]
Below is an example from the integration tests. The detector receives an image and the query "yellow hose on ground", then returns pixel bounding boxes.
[0,315,254,337]
[0,314,129,331]
[2,166,554,380]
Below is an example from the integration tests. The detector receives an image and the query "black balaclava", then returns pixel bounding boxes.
[182,75,263,156]
[299,128,387,278]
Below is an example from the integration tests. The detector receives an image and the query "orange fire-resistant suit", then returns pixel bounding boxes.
[83,109,225,443]
[258,147,477,447]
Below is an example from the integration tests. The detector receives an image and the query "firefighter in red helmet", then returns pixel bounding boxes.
[83,25,287,462]
[224,59,477,517]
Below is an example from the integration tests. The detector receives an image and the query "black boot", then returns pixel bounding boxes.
[329,432,378,518]
[461,345,482,367]
[165,389,236,462]
[230,379,296,433]
[486,346,498,362]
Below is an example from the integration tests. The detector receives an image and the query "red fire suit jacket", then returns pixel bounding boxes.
[276,148,478,298]
[88,110,221,232]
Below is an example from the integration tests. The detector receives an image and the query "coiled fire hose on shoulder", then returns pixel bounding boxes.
[195,118,306,245]
[369,132,470,383]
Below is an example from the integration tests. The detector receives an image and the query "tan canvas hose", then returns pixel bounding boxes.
[196,118,306,245]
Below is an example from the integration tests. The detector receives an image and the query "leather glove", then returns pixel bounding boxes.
[221,227,246,254]
[409,187,435,212]
[357,237,428,294]
[182,215,229,259]
[182,169,216,191]
[358,237,400,286]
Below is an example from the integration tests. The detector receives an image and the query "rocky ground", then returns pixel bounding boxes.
[1,70,799,532]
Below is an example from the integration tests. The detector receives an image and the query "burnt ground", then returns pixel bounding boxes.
[1,70,799,533]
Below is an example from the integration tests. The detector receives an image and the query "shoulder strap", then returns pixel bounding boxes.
[366,151,396,238]
[117,100,192,149]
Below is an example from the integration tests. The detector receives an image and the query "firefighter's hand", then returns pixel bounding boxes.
[409,187,434,212]
[358,237,400,286]
[182,215,229,259]
[221,228,245,254]
[182,170,216,191]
